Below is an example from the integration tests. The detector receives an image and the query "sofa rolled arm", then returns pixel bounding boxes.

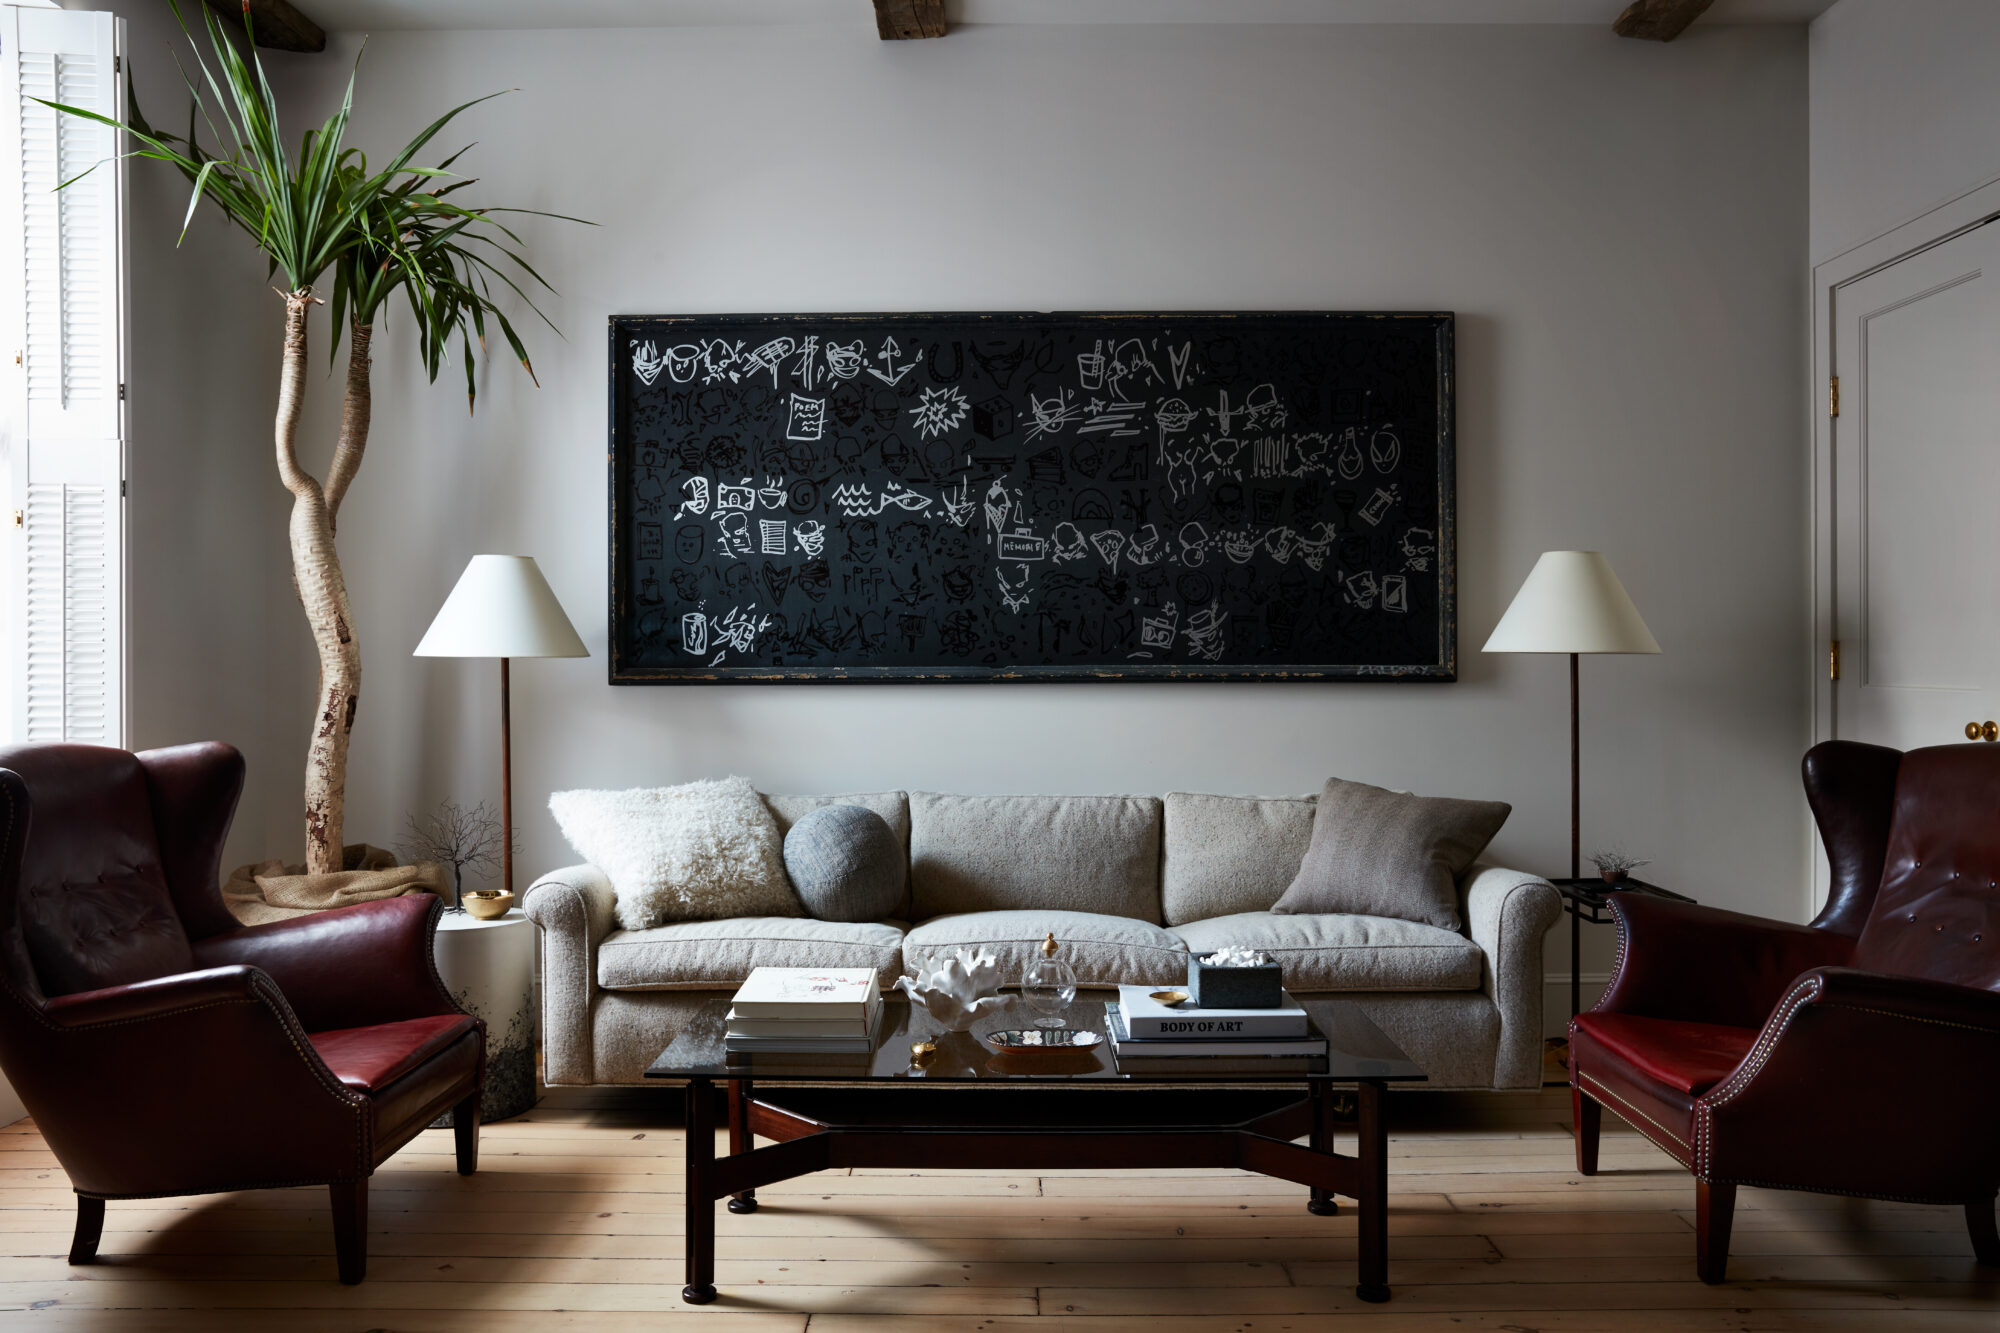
[1462,863,1561,1089]
[1595,895,1852,1028]
[191,895,457,1033]
[523,864,619,1085]
[1693,967,2000,1197]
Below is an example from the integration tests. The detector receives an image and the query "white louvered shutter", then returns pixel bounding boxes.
[1,6,124,745]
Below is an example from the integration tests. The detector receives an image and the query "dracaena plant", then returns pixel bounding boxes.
[48,2,579,873]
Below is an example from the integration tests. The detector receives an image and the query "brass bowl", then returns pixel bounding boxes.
[462,889,515,920]
[1149,990,1190,1007]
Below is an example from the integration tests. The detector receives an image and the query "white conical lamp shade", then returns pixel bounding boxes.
[1482,551,1660,655]
[413,555,588,659]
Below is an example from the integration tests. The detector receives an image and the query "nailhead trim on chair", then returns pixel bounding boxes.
[1576,1070,1692,1163]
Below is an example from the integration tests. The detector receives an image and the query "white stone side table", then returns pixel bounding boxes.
[433,909,537,1123]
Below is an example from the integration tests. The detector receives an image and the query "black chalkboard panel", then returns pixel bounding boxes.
[608,312,1455,683]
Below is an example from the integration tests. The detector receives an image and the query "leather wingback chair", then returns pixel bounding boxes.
[1569,740,2000,1282]
[0,742,486,1283]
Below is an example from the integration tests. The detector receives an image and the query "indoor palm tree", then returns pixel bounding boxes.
[50,4,571,873]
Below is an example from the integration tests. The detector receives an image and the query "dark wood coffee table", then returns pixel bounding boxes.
[646,995,1427,1305]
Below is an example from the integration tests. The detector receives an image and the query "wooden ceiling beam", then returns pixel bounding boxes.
[873,0,946,41]
[1612,0,1715,42]
[203,0,327,54]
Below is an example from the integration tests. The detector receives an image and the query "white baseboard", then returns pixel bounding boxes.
[1541,973,1610,1038]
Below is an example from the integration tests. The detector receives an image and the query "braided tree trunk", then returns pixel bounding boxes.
[276,291,363,874]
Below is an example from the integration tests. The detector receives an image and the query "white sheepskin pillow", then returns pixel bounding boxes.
[548,777,800,929]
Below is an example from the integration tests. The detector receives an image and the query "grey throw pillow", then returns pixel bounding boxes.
[1270,777,1510,930]
[783,804,905,923]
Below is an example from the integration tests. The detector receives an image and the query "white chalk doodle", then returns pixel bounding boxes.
[1381,574,1409,614]
[1127,524,1164,565]
[1024,387,1082,441]
[793,520,827,558]
[632,340,668,386]
[1358,485,1400,527]
[760,519,788,555]
[997,530,1048,562]
[1370,426,1401,473]
[789,336,821,392]
[740,337,797,389]
[1184,601,1228,661]
[1167,341,1194,390]
[823,340,865,380]
[1077,340,1106,391]
[1139,601,1178,651]
[910,385,970,439]
[1050,523,1089,564]
[712,605,774,654]
[939,479,977,527]
[1090,528,1127,572]
[1221,530,1261,565]
[878,482,935,516]
[1105,339,1162,397]
[1154,398,1197,433]
[997,564,1033,614]
[716,481,756,513]
[1078,399,1145,436]
[866,337,918,386]
[983,479,1022,539]
[786,394,826,441]
[681,612,708,656]
[1343,570,1379,609]
[674,477,710,520]
[1295,522,1335,571]
[1337,428,1365,481]
[1399,528,1435,572]
[1178,522,1211,567]
[714,512,754,559]
[832,483,877,517]
[758,478,789,510]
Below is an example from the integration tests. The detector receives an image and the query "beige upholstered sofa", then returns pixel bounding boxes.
[523,790,1562,1091]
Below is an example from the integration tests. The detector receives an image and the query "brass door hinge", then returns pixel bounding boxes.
[1829,375,1841,418]
[1830,639,1842,681]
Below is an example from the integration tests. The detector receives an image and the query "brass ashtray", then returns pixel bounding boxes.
[909,1040,938,1068]
[462,889,515,920]
[1149,990,1190,1007]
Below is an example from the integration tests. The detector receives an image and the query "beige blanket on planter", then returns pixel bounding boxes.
[223,843,447,927]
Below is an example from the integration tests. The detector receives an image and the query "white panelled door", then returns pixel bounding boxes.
[0,5,124,745]
[1831,219,2000,751]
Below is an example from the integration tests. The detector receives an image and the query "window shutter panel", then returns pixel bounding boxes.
[2,7,124,745]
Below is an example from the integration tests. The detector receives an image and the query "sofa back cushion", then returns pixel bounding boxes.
[1161,792,1317,926]
[909,793,1163,923]
[764,791,911,916]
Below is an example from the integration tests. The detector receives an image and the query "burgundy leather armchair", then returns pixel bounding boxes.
[0,742,486,1283]
[1569,740,2000,1282]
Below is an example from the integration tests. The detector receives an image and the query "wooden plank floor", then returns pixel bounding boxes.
[1,1087,1994,1330]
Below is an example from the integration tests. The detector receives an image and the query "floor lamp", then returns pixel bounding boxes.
[1483,551,1659,1012]
[415,555,588,898]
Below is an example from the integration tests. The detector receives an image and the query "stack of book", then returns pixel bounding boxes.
[725,967,883,1053]
[1107,984,1326,1070]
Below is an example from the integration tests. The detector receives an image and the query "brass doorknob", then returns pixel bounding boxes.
[1967,721,1998,742]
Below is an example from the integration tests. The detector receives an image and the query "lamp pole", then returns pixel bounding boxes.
[500,657,513,897]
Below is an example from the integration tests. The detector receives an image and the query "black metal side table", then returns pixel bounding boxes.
[1548,877,1696,1017]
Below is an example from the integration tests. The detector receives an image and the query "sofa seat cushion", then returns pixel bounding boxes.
[1571,1012,1757,1096]
[1169,912,1484,992]
[309,1014,478,1093]
[909,793,1163,923]
[905,910,1187,989]
[597,916,906,992]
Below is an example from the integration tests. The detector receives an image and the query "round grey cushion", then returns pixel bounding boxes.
[782,805,904,923]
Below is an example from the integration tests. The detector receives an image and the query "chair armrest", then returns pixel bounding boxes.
[1462,863,1562,1089]
[1694,967,2000,1197]
[1594,895,1852,1028]
[43,964,270,1026]
[522,864,618,1086]
[16,965,370,1196]
[190,895,456,1033]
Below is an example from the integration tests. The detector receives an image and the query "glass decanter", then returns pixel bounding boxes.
[1019,931,1077,1029]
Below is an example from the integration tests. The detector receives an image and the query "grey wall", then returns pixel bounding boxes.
[261,18,1811,1024]
[1810,0,2000,264]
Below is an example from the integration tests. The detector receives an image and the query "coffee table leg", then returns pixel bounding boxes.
[727,1079,758,1214]
[683,1077,718,1304]
[1307,1080,1338,1216]
[1355,1078,1389,1303]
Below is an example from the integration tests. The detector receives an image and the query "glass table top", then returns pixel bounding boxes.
[645,996,1428,1084]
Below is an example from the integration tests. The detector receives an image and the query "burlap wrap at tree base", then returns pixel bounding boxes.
[223,843,448,926]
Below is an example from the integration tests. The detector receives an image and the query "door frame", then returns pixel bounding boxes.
[1810,172,2000,913]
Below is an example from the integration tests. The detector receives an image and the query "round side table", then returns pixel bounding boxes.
[433,909,537,1123]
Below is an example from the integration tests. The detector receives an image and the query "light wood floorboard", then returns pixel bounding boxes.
[0,1087,1992,1329]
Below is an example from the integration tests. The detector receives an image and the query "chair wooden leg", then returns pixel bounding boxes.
[1571,1083,1601,1177]
[67,1195,103,1265]
[1968,1195,2000,1267]
[1695,1179,1735,1285]
[453,1089,482,1176]
[331,1179,368,1285]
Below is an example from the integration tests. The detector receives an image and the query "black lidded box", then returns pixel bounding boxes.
[1187,954,1284,1009]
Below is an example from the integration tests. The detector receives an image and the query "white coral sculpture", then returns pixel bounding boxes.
[897,947,1009,1031]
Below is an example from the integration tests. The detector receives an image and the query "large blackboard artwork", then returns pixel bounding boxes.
[609,312,1455,683]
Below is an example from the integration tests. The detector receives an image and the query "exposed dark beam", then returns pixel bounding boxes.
[873,0,946,40]
[204,0,327,54]
[1613,0,1715,42]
